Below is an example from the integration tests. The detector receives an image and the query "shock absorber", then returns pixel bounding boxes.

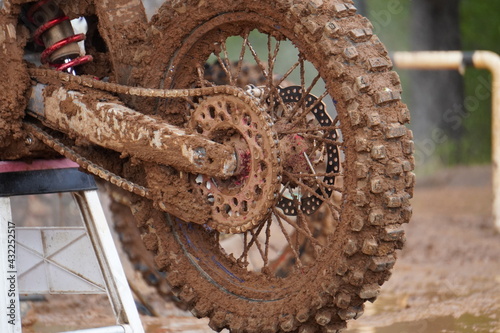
[27,0,93,73]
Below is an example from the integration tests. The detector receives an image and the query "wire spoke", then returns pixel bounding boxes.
[297,209,319,258]
[246,38,269,79]
[288,171,343,179]
[332,116,339,126]
[215,44,234,86]
[297,157,343,223]
[303,151,317,175]
[268,85,290,119]
[249,228,268,268]
[273,208,323,248]
[291,90,330,127]
[240,232,248,265]
[266,34,277,117]
[287,172,343,192]
[282,170,341,213]
[273,213,303,267]
[238,221,266,263]
[183,97,196,108]
[196,65,206,87]
[287,73,322,121]
[300,54,306,97]
[235,30,250,83]
[267,35,273,80]
[267,36,280,118]
[196,64,216,88]
[278,125,341,135]
[301,134,343,146]
[261,57,300,104]
[267,37,280,81]
[264,219,272,267]
[269,60,300,92]
[221,40,235,85]
[291,190,315,241]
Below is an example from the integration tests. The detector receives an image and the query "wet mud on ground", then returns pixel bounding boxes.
[348,165,500,333]
[17,165,500,332]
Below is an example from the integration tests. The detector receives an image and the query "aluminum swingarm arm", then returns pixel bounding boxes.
[26,81,238,179]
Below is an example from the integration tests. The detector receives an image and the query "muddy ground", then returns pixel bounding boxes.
[16,165,500,332]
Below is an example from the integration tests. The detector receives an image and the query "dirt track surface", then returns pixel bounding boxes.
[349,165,500,332]
[19,165,500,332]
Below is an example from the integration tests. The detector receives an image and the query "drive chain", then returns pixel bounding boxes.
[24,122,152,199]
[28,68,248,100]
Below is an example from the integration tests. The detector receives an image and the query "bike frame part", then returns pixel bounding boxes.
[91,0,147,85]
[27,83,238,178]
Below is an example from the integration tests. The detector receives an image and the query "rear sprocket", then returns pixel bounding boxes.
[188,94,281,233]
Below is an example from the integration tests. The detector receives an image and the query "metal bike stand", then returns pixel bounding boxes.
[0,159,144,333]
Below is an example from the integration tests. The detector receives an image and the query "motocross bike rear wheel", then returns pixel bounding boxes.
[126,1,414,332]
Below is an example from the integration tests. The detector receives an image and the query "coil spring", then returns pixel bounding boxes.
[27,0,92,72]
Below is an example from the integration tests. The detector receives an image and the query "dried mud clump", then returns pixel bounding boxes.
[0,7,31,160]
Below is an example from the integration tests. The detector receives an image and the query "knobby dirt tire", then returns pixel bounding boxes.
[124,1,415,332]
[107,186,175,302]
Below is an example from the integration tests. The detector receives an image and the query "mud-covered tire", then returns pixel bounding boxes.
[106,186,174,301]
[126,1,414,332]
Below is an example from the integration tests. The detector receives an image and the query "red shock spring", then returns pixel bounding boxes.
[27,0,93,72]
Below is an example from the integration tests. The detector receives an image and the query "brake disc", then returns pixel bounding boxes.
[273,86,341,216]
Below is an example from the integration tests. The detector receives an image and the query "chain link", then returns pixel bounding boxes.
[28,68,248,99]
[24,122,152,199]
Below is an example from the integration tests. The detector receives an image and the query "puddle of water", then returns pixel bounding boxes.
[347,313,500,333]
[147,325,208,333]
[29,323,89,332]
[346,281,500,333]
[141,315,221,333]
[146,320,228,333]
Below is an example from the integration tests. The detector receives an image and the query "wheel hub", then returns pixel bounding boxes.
[272,86,341,216]
[279,133,311,180]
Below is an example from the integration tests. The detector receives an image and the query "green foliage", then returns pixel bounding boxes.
[458,0,500,164]
[461,0,500,54]
[363,0,412,52]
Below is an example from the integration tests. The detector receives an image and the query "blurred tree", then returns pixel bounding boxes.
[409,0,465,163]
[458,0,500,164]
[353,0,366,16]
